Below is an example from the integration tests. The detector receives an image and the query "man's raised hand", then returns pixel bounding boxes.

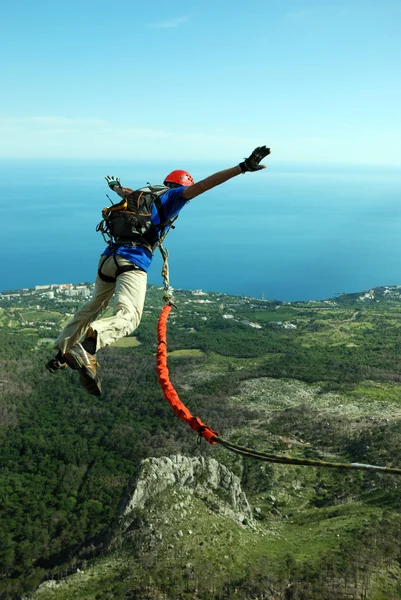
[239,146,271,173]
[105,175,122,190]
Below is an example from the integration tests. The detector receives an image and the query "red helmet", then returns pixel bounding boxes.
[163,169,194,187]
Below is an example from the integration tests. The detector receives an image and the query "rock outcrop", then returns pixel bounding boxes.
[122,454,253,526]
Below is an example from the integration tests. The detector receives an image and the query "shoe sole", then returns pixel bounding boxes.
[79,371,102,396]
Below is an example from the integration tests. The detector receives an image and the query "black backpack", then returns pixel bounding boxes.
[97,185,174,252]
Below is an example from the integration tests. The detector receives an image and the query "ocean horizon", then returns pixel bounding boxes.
[1,159,401,301]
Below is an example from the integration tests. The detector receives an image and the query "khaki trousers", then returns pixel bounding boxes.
[55,255,147,354]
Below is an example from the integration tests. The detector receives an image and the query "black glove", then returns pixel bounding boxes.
[239,146,271,173]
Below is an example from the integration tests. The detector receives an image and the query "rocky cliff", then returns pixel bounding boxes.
[121,454,254,530]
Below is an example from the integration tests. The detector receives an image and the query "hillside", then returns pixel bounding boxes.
[1,284,401,598]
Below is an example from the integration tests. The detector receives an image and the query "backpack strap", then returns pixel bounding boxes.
[153,194,167,227]
[150,187,180,241]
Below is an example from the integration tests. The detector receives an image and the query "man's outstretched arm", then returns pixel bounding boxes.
[182,145,270,200]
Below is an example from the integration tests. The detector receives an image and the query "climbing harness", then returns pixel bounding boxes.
[156,273,401,476]
[97,251,143,283]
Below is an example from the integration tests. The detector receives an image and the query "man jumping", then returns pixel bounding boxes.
[45,146,271,395]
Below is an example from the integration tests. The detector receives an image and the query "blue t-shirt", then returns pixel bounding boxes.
[101,186,189,273]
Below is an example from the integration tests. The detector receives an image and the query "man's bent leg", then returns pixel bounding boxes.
[90,264,147,350]
[55,257,116,355]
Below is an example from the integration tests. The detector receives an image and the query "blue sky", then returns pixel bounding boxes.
[1,0,400,164]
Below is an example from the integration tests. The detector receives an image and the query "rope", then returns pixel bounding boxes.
[213,438,401,476]
[156,265,401,476]
[159,244,175,306]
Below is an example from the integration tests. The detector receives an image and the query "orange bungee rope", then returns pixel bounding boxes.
[157,303,219,444]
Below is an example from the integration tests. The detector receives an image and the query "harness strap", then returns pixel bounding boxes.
[97,252,141,283]
[113,235,153,253]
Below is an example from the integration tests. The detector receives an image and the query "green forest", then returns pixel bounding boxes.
[2,284,401,598]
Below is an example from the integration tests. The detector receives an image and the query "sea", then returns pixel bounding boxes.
[1,159,401,302]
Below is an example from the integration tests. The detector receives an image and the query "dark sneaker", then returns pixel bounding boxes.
[45,356,69,373]
[64,343,98,377]
[79,370,102,397]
